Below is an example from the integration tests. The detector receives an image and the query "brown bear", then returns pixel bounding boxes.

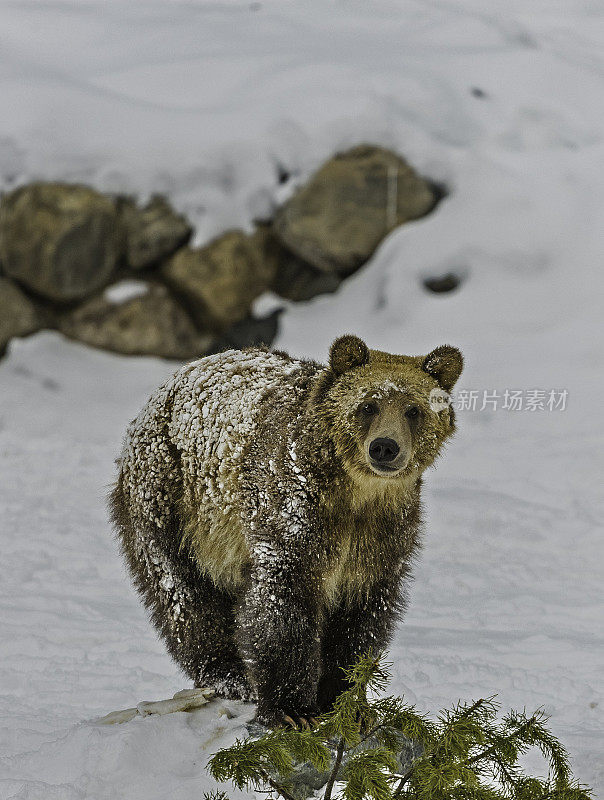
[110,335,463,727]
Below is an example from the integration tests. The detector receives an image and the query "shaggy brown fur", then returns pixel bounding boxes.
[110,335,463,727]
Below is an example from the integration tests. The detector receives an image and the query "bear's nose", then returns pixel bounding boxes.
[369,438,400,463]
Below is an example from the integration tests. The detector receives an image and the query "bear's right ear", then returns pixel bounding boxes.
[329,335,370,375]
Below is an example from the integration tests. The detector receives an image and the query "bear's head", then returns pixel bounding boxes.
[316,335,463,488]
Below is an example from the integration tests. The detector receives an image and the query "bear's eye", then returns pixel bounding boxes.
[360,402,378,416]
[405,405,420,419]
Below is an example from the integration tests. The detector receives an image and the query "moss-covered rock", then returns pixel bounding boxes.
[58,282,212,359]
[0,183,122,302]
[0,276,43,355]
[119,194,192,270]
[162,228,277,331]
[273,145,437,273]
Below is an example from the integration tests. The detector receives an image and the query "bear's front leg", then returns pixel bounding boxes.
[236,555,323,728]
[317,575,405,713]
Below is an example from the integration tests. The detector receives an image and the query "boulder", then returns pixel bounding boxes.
[273,145,437,273]
[119,195,192,270]
[58,281,212,360]
[248,225,342,302]
[423,271,462,293]
[0,183,122,303]
[162,228,277,331]
[271,254,342,302]
[0,276,43,355]
[207,309,281,354]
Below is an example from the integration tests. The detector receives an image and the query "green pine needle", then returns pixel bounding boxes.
[205,653,593,800]
[343,747,399,800]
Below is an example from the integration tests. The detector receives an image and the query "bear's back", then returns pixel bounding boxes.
[167,349,309,586]
[169,348,305,475]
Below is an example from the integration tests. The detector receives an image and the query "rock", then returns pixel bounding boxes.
[423,271,462,293]
[0,276,43,355]
[0,182,122,302]
[246,722,423,800]
[273,145,438,273]
[58,282,212,359]
[250,225,342,302]
[162,228,278,331]
[119,194,192,270]
[272,254,342,302]
[207,309,281,354]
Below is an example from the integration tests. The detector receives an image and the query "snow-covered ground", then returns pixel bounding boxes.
[1,1,603,797]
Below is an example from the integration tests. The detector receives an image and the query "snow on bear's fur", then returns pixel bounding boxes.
[110,335,463,727]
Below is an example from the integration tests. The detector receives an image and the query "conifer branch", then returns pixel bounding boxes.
[205,653,592,800]
[465,714,540,767]
[323,737,345,800]
[392,764,414,798]
[256,768,299,800]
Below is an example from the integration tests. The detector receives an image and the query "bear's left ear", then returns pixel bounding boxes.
[329,335,370,375]
[422,345,463,391]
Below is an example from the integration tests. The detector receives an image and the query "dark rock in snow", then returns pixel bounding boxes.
[207,309,281,354]
[257,226,343,301]
[273,256,342,302]
[423,272,462,293]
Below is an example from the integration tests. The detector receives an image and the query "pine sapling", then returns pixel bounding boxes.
[206,653,593,800]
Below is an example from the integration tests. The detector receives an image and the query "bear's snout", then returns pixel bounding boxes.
[369,437,400,464]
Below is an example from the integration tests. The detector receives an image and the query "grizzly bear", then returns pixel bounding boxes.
[110,335,463,727]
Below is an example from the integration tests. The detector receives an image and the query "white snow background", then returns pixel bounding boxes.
[1,0,603,797]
